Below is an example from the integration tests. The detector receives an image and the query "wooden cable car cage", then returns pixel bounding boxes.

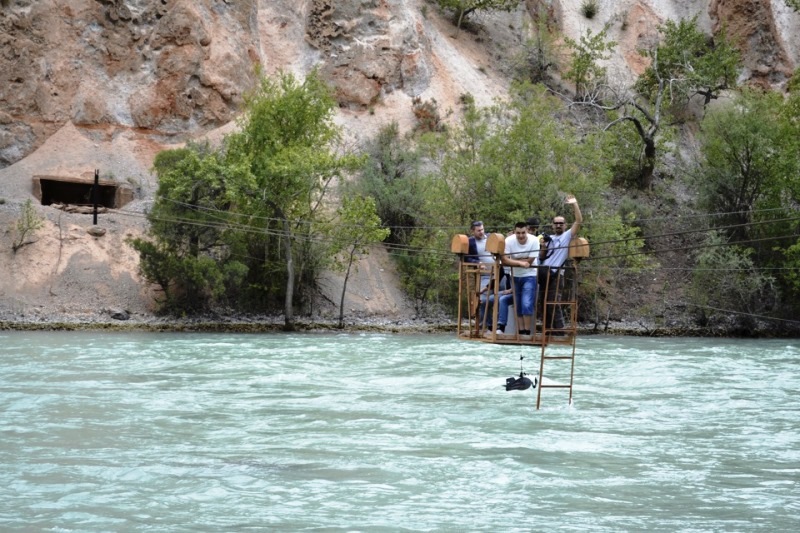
[451,232,590,409]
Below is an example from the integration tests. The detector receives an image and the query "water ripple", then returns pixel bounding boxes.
[1,332,798,530]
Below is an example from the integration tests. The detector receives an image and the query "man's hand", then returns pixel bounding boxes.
[565,194,577,205]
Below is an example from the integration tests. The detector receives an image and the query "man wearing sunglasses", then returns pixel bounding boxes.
[538,194,582,333]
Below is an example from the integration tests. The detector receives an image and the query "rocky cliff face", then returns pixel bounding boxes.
[0,0,798,321]
[1,0,797,172]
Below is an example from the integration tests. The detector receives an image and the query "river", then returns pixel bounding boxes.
[1,332,798,531]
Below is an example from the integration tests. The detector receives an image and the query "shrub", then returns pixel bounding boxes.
[12,199,44,253]
[412,96,446,133]
[580,0,598,19]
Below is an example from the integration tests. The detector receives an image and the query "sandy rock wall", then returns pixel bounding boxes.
[541,0,799,87]
[0,0,260,168]
[306,0,432,108]
[3,0,797,170]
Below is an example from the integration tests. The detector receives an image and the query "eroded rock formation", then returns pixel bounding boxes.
[0,0,798,171]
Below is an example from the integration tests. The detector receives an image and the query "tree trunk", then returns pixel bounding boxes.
[639,138,656,190]
[338,251,356,329]
[281,216,295,331]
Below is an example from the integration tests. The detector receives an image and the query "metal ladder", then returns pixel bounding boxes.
[535,262,578,409]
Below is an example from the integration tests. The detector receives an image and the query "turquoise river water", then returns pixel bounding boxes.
[1,332,798,531]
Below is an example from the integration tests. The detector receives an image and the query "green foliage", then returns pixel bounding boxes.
[12,199,44,253]
[328,195,390,326]
[412,97,447,133]
[788,68,800,94]
[694,87,799,317]
[580,213,651,325]
[617,195,654,227]
[587,16,739,190]
[690,231,778,323]
[132,71,362,319]
[601,113,646,187]
[396,227,457,315]
[514,16,558,84]
[433,0,522,29]
[427,82,611,227]
[130,145,249,312]
[353,81,642,316]
[786,0,800,12]
[562,24,616,101]
[781,239,800,301]
[636,16,740,107]
[224,70,364,323]
[346,122,425,245]
[580,0,598,19]
[695,89,795,245]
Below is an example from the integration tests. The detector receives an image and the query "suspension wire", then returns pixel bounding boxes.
[115,200,800,256]
[670,301,800,326]
[158,195,800,234]
[581,215,800,251]
[585,266,799,272]
[110,205,800,266]
[582,231,800,263]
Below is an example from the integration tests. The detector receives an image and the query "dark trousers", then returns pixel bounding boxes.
[537,267,564,330]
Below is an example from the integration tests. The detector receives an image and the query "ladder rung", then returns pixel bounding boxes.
[540,384,572,389]
[543,355,574,360]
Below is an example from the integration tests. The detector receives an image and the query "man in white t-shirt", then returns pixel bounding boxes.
[538,194,582,332]
[493,221,539,336]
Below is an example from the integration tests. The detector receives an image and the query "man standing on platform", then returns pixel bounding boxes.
[538,194,582,332]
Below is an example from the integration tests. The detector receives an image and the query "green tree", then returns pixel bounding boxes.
[695,89,794,244]
[690,231,778,327]
[328,195,390,328]
[782,240,800,304]
[562,24,616,101]
[579,213,649,327]
[575,16,740,189]
[398,82,638,315]
[224,70,364,329]
[347,122,425,245]
[636,17,739,107]
[130,145,248,312]
[514,15,558,84]
[430,82,611,226]
[396,227,455,315]
[694,84,799,318]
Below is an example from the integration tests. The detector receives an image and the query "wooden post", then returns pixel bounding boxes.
[92,169,99,225]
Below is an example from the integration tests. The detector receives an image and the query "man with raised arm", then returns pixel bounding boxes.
[538,194,583,333]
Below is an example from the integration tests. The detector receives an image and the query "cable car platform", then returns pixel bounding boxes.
[452,232,588,408]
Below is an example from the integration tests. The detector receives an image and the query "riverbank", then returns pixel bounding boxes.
[2,310,796,337]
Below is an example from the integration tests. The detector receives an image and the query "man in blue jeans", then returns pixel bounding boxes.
[493,222,539,336]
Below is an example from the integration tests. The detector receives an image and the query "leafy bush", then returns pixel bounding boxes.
[580,0,598,19]
[690,231,778,326]
[412,97,446,133]
[12,199,44,253]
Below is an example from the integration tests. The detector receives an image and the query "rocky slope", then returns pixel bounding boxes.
[0,0,798,326]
